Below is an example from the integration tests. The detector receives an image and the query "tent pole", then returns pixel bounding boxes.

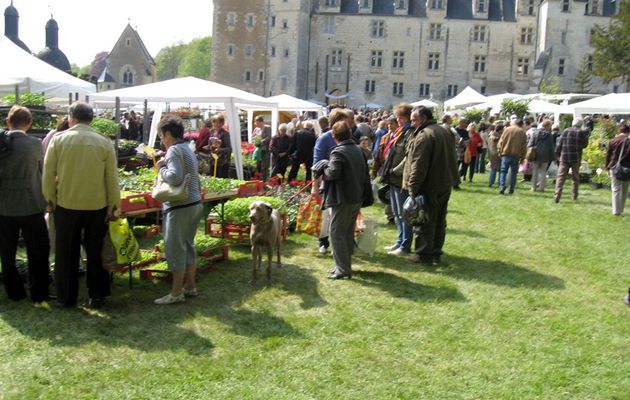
[115,97,121,158]
[143,99,148,144]
[14,84,19,104]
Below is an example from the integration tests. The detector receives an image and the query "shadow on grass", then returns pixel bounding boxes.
[352,270,466,302]
[447,228,487,238]
[432,254,565,290]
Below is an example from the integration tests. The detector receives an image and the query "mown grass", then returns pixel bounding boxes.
[1,178,629,399]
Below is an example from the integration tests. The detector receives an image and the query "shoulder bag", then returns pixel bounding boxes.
[612,139,630,181]
[152,145,192,202]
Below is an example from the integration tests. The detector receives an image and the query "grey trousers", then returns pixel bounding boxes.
[611,173,629,215]
[330,203,361,276]
[555,161,580,200]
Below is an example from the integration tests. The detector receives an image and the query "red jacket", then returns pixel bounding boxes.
[467,132,483,157]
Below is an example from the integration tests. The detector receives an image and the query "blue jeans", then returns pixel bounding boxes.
[488,168,498,187]
[499,155,519,193]
[389,185,412,251]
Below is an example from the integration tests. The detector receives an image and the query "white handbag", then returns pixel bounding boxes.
[152,145,191,203]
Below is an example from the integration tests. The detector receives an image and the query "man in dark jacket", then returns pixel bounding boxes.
[270,123,292,180]
[322,121,368,279]
[605,123,630,215]
[0,106,50,302]
[554,118,589,202]
[402,106,459,265]
[287,121,317,182]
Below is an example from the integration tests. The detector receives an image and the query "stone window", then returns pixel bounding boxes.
[258,70,265,81]
[397,0,406,8]
[429,23,442,40]
[392,51,405,69]
[371,20,385,38]
[227,13,236,27]
[271,15,276,27]
[520,27,533,44]
[473,25,487,42]
[280,76,288,90]
[121,66,135,85]
[246,14,255,29]
[517,57,529,76]
[419,83,430,97]
[361,0,370,8]
[474,55,486,73]
[393,82,404,96]
[370,50,383,68]
[365,80,376,94]
[226,44,235,57]
[430,0,444,9]
[324,0,337,6]
[331,49,343,66]
[245,70,252,82]
[589,0,599,14]
[282,19,288,30]
[480,86,486,95]
[587,55,593,71]
[428,53,440,70]
[323,16,335,34]
[558,58,565,75]
[527,0,535,15]
[477,0,486,12]
[447,84,458,97]
[125,38,131,47]
[562,0,570,12]
[244,45,253,58]
[271,46,276,57]
[284,48,290,58]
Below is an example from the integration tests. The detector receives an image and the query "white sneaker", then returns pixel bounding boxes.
[384,244,399,251]
[154,293,185,305]
[182,288,198,297]
[318,245,328,254]
[388,248,409,256]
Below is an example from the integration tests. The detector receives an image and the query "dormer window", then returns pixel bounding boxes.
[397,0,406,8]
[477,0,486,12]
[125,38,131,47]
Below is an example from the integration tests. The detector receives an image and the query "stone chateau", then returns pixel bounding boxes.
[212,0,620,107]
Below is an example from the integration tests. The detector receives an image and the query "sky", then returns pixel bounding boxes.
[3,0,214,66]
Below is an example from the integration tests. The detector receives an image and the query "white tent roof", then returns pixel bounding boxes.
[90,77,280,180]
[0,35,95,100]
[444,86,487,109]
[569,93,630,116]
[267,94,324,112]
[411,99,439,108]
[527,99,566,114]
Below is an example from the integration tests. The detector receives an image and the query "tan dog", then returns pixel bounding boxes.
[249,200,282,282]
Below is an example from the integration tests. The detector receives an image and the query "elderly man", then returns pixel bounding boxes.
[287,121,317,182]
[554,118,589,203]
[43,101,120,309]
[0,106,50,302]
[270,123,293,180]
[497,118,527,195]
[402,107,459,265]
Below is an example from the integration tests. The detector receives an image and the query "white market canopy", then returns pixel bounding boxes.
[568,93,630,117]
[0,35,96,100]
[410,99,439,108]
[444,86,487,109]
[90,76,280,180]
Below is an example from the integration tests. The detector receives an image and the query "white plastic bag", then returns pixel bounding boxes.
[355,217,378,257]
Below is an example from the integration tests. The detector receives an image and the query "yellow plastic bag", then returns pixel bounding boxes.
[108,218,140,265]
[296,194,323,237]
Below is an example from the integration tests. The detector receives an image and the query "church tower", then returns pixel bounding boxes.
[37,15,71,72]
[4,0,30,52]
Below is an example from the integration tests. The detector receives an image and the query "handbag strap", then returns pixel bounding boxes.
[617,138,627,168]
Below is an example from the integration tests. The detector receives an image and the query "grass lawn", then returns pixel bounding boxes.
[1,179,629,399]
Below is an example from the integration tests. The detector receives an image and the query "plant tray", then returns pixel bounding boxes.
[206,214,288,241]
[120,192,150,213]
[133,225,161,238]
[198,245,229,273]
[139,268,172,283]
[237,180,264,197]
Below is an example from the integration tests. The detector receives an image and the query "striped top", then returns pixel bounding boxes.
[159,141,201,210]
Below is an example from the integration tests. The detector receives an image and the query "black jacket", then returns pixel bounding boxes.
[323,139,367,208]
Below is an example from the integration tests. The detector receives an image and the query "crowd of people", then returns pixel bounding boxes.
[0,100,629,308]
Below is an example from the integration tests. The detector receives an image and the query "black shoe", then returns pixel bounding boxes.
[327,273,351,280]
[387,218,396,225]
[88,298,105,309]
[54,301,76,309]
[499,187,505,195]
[453,185,461,191]
[554,195,560,203]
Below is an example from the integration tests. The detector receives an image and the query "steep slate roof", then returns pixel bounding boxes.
[340,0,358,13]
[501,0,516,21]
[603,0,616,16]
[447,0,473,19]
[488,0,504,20]
[110,24,155,65]
[373,0,395,14]
[410,0,427,17]
[97,67,115,83]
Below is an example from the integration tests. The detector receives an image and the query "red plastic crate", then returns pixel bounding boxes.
[145,193,162,209]
[198,245,229,274]
[206,215,288,241]
[120,193,150,213]
[237,180,264,197]
[139,268,172,283]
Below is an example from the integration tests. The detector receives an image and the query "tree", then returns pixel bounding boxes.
[500,98,530,119]
[155,43,185,80]
[178,37,212,79]
[89,51,109,79]
[592,1,630,87]
[154,36,212,81]
[573,57,593,93]
[539,76,562,94]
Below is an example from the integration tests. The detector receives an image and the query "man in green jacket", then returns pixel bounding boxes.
[402,107,459,265]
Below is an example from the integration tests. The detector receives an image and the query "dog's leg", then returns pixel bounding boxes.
[266,245,272,281]
[251,245,258,284]
[276,238,281,268]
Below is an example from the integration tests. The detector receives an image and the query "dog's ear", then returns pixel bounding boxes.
[264,203,273,216]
